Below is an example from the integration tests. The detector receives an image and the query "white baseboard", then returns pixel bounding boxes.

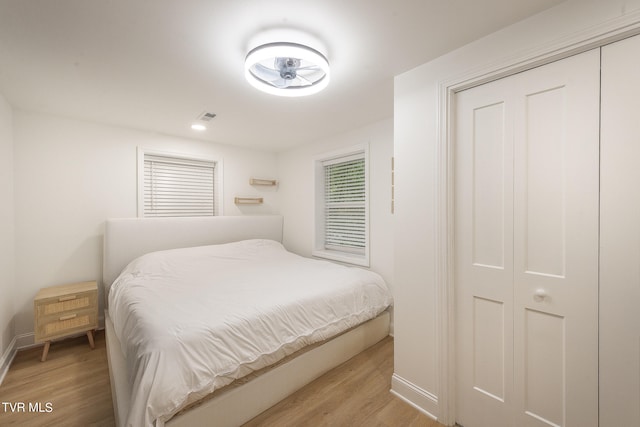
[0,335,18,386]
[15,332,36,350]
[390,373,439,421]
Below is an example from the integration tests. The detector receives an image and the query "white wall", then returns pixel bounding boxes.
[393,0,640,422]
[277,118,394,288]
[12,111,279,340]
[0,93,15,362]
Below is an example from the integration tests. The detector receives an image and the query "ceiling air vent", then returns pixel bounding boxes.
[198,112,217,121]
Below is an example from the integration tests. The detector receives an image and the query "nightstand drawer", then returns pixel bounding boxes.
[35,290,97,317]
[36,308,98,342]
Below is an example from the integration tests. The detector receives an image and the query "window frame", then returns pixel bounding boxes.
[313,143,370,267]
[137,147,224,218]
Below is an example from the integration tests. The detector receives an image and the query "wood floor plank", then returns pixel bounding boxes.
[0,332,442,427]
[242,337,443,427]
[0,330,115,426]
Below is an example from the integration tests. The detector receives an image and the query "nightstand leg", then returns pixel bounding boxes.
[87,330,95,349]
[41,341,50,362]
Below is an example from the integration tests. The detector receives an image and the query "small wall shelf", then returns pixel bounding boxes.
[234,197,264,205]
[250,178,277,186]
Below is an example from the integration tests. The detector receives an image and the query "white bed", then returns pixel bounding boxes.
[103,215,392,427]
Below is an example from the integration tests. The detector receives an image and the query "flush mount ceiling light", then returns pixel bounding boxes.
[244,42,330,97]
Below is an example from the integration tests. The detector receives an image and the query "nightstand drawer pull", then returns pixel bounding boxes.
[58,295,77,302]
[59,314,77,321]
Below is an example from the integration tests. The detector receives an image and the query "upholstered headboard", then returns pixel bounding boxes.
[103,215,284,297]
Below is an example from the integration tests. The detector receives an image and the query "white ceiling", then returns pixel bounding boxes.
[0,0,564,151]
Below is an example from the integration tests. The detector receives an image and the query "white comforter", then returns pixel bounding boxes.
[108,239,392,427]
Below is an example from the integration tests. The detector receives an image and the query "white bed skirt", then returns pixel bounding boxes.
[105,309,390,427]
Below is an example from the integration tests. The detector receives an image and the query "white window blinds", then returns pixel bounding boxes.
[323,153,366,254]
[143,154,217,217]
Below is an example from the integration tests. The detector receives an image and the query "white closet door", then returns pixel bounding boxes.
[455,76,515,427]
[511,48,600,427]
[455,49,600,427]
[600,34,640,427]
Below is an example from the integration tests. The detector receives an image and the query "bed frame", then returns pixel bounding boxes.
[103,215,390,427]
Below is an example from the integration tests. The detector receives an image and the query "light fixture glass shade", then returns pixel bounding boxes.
[244,42,330,97]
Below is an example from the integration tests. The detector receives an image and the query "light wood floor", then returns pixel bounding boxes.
[0,332,443,427]
[0,331,114,426]
[243,336,442,427]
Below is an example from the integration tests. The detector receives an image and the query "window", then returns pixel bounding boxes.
[314,145,369,266]
[137,148,222,217]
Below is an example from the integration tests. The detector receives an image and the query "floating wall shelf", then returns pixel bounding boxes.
[234,197,264,205]
[250,178,277,186]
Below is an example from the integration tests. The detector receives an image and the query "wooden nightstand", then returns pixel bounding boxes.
[34,281,98,362]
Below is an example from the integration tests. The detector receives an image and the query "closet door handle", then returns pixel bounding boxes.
[534,288,548,302]
[533,288,549,302]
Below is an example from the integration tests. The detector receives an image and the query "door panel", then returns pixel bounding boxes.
[455,49,600,427]
[600,33,640,427]
[473,296,506,402]
[521,86,566,277]
[523,309,565,426]
[472,101,507,270]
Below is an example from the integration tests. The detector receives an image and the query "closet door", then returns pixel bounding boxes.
[600,34,640,427]
[455,75,515,427]
[455,49,600,427]
[511,48,600,427]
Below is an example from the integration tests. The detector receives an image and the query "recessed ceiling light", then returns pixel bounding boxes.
[191,123,207,131]
[244,42,330,97]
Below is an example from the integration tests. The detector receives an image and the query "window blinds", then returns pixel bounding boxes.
[323,154,366,254]
[144,154,217,217]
